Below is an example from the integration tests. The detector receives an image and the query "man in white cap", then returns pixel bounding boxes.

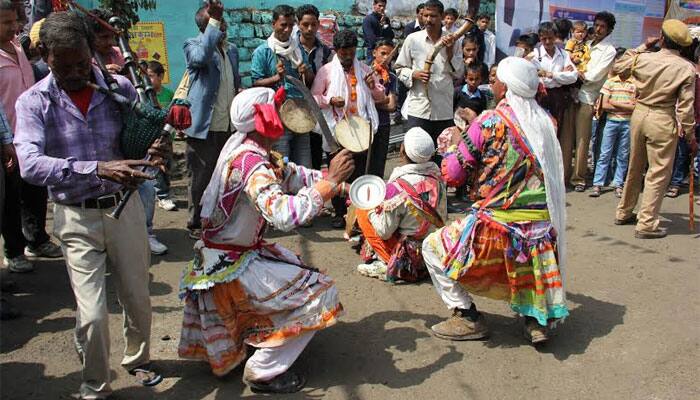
[178,87,355,393]
[355,127,447,282]
[423,57,568,344]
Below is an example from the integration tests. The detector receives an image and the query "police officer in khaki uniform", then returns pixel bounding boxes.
[613,19,697,239]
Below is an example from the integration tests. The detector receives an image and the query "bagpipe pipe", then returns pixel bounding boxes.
[67,1,192,219]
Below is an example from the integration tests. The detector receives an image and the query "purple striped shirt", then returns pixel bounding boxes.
[14,67,137,204]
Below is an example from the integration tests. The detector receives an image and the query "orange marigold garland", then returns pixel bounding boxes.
[348,68,358,114]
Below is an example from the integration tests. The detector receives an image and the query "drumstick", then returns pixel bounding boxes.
[364,119,373,174]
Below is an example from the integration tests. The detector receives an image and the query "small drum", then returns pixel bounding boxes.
[279,98,316,134]
[349,175,386,210]
[335,115,371,153]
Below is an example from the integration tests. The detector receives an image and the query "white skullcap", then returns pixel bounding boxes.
[403,127,435,163]
[230,87,276,133]
[496,56,539,99]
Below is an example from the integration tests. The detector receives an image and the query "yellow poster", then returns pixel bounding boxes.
[128,22,170,84]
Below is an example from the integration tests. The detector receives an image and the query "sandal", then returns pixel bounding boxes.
[615,187,623,198]
[665,186,680,198]
[588,186,601,198]
[128,364,163,387]
[574,184,586,192]
[245,370,306,394]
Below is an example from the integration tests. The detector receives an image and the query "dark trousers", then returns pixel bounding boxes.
[154,156,173,200]
[406,116,454,165]
[370,125,391,178]
[310,132,324,170]
[330,125,392,217]
[330,150,367,218]
[186,131,232,230]
[2,170,50,258]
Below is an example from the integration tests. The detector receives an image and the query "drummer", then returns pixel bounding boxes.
[251,4,315,167]
[355,127,447,282]
[311,29,386,229]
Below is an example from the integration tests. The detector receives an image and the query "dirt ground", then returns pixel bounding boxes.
[1,140,698,400]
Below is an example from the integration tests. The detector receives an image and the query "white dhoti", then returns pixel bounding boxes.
[422,235,473,310]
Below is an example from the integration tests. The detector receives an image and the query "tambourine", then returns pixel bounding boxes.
[279,98,316,134]
[349,175,386,210]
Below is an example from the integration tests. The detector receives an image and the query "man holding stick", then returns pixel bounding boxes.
[395,0,476,161]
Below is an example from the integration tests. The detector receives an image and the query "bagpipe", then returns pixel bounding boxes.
[66,1,192,219]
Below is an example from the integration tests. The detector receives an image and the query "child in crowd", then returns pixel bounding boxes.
[462,34,480,69]
[565,20,591,74]
[145,60,178,212]
[480,63,498,110]
[590,53,636,198]
[371,39,398,178]
[146,60,174,108]
[454,62,487,124]
[442,7,459,34]
[515,33,537,59]
[476,14,496,67]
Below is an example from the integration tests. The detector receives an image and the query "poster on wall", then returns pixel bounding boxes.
[128,22,170,84]
[667,0,700,24]
[355,0,473,17]
[495,0,665,59]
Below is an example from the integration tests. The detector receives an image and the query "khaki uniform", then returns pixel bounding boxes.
[614,45,696,233]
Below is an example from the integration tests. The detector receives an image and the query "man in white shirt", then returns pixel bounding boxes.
[477,14,495,68]
[531,21,578,161]
[395,0,465,161]
[571,11,617,191]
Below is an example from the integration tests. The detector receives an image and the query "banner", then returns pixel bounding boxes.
[356,0,474,17]
[496,0,666,58]
[667,0,700,24]
[128,22,171,84]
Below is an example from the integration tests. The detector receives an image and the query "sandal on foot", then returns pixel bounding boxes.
[574,184,586,192]
[128,364,163,387]
[615,187,623,198]
[665,186,680,198]
[588,186,601,197]
[245,370,306,394]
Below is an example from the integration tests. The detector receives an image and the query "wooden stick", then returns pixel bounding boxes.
[690,149,696,232]
[365,119,373,175]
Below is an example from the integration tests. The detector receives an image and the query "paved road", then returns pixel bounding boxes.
[1,150,698,400]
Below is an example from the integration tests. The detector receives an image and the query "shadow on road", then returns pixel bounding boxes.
[1,264,174,354]
[484,292,626,361]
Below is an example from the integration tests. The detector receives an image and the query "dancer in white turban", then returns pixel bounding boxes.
[355,127,447,282]
[423,57,569,344]
[178,87,355,393]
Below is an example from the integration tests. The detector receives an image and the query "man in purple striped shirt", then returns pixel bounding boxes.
[13,12,166,399]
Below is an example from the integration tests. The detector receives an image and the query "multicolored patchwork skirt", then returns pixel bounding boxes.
[178,253,343,376]
[426,213,568,326]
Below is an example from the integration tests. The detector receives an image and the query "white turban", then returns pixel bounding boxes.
[496,57,568,295]
[403,127,435,164]
[229,87,276,134]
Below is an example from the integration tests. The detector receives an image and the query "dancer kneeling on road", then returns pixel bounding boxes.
[423,57,569,345]
[178,87,354,394]
[356,127,447,282]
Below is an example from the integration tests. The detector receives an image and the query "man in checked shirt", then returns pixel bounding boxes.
[13,12,169,399]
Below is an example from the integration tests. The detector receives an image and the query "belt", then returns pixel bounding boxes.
[67,190,126,209]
